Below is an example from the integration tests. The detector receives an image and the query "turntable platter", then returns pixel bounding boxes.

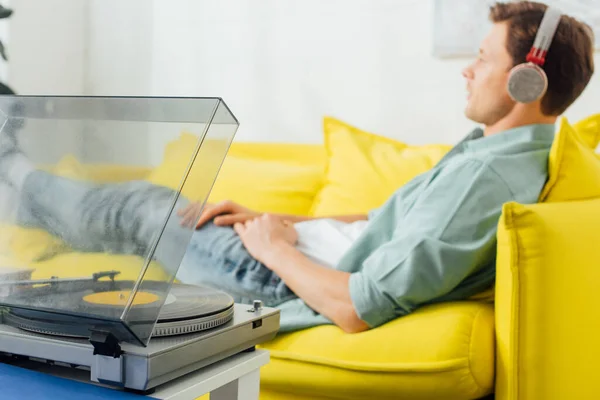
[2,282,235,339]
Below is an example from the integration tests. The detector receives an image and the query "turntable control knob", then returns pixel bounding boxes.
[252,300,263,311]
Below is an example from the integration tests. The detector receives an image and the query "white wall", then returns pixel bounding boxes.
[4,0,89,164]
[8,0,87,95]
[85,0,156,165]
[149,0,600,145]
[5,0,600,146]
[0,0,11,84]
[87,0,154,96]
[8,0,153,95]
[150,0,474,144]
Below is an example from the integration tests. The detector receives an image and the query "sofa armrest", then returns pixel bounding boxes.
[495,199,600,400]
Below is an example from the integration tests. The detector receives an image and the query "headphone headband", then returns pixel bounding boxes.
[526,7,562,66]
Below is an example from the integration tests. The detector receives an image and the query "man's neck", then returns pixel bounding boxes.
[483,112,557,137]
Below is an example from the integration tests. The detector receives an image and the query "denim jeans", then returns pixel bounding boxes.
[16,170,297,306]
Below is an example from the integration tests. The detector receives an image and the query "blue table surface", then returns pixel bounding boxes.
[0,362,157,400]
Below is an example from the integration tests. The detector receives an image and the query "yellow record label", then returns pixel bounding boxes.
[83,290,159,306]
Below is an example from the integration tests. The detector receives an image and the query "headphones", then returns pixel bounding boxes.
[507,7,562,104]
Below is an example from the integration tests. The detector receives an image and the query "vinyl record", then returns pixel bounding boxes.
[2,282,235,339]
[157,284,234,322]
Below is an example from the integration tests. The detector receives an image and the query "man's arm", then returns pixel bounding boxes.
[344,159,515,328]
[234,160,514,332]
[232,214,368,333]
[263,243,369,333]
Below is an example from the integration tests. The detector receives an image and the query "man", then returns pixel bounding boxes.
[0,2,595,333]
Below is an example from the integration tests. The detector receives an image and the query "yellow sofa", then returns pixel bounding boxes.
[1,115,600,400]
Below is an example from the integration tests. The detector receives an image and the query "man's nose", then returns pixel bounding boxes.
[462,66,473,80]
[462,62,475,79]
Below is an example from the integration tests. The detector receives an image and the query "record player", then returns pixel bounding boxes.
[0,96,280,394]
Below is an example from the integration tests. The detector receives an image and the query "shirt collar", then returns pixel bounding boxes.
[462,123,556,153]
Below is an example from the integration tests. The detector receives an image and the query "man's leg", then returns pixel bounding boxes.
[16,170,189,257]
[14,171,297,306]
[1,128,297,305]
[1,128,194,262]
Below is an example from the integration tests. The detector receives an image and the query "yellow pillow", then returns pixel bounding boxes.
[211,142,326,215]
[145,133,232,201]
[227,142,326,165]
[539,116,600,202]
[310,117,451,216]
[573,113,600,149]
[147,133,326,215]
[43,154,150,183]
[47,154,95,181]
[208,156,325,215]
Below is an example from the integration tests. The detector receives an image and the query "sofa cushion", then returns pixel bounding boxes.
[259,302,494,400]
[539,116,600,202]
[0,225,69,265]
[495,198,600,400]
[310,117,450,217]
[28,252,169,281]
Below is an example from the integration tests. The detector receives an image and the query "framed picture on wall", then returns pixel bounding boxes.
[433,0,600,58]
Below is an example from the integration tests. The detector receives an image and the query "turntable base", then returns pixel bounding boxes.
[0,303,279,393]
[1,347,269,400]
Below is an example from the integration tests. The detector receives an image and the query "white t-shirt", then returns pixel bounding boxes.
[293,218,369,268]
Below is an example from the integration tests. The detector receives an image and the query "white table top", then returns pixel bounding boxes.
[153,349,269,399]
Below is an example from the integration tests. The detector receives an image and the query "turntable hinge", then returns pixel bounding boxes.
[89,331,123,358]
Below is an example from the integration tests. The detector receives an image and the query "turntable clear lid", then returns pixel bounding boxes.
[0,96,238,346]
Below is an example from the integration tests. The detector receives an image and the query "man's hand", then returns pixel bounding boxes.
[233,214,297,265]
[177,200,259,229]
[182,204,367,333]
[177,202,207,228]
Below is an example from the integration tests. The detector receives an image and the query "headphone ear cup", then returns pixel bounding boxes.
[507,63,548,104]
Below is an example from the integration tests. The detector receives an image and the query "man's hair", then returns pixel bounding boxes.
[489,1,595,116]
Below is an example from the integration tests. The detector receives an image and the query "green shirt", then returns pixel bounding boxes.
[277,124,555,331]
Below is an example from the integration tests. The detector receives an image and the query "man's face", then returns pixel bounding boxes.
[462,22,516,125]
